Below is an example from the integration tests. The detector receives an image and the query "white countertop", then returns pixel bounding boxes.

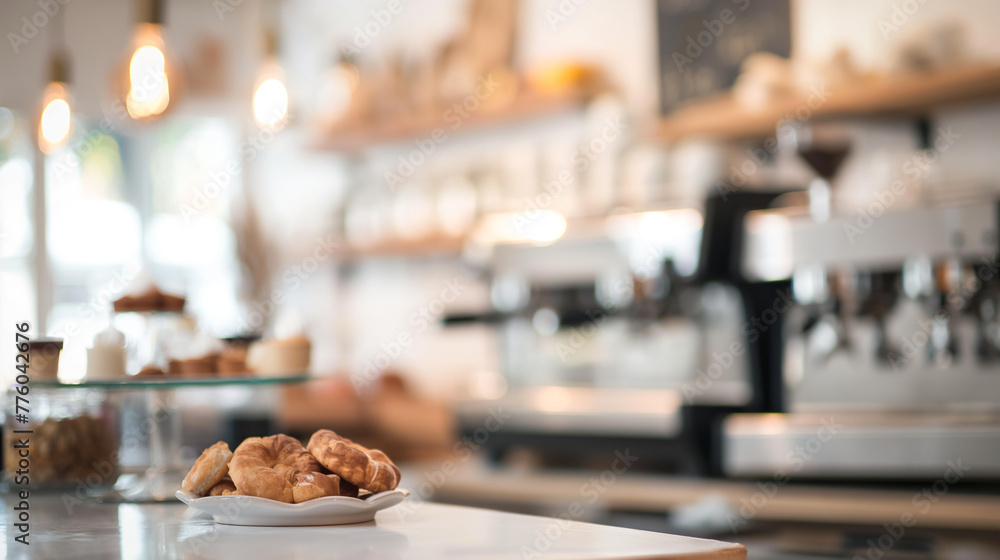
[2,494,744,560]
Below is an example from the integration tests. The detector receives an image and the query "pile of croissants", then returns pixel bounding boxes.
[181,430,400,503]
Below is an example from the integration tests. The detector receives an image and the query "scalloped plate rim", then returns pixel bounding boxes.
[175,488,410,512]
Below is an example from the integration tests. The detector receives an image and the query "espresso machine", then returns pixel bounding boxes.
[450,212,705,471]
[726,200,1000,480]
[451,192,793,474]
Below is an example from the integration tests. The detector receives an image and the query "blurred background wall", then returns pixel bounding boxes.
[4,0,1000,392]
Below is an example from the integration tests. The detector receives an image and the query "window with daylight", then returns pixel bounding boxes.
[37,117,243,380]
[0,108,37,385]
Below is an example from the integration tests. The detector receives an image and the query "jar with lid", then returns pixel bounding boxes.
[3,386,119,490]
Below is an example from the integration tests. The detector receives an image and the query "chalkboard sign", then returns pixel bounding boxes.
[657,0,792,114]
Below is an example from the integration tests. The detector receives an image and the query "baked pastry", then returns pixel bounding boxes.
[207,479,239,496]
[114,287,186,313]
[336,478,360,498]
[184,433,374,502]
[135,365,165,377]
[246,336,311,376]
[307,430,400,494]
[173,355,217,376]
[161,293,186,312]
[261,461,355,502]
[229,435,331,503]
[290,472,338,502]
[217,346,250,376]
[182,442,233,496]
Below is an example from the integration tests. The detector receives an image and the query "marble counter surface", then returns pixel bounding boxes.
[1,494,745,560]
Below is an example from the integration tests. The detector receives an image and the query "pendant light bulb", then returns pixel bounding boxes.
[252,29,288,131]
[253,65,289,131]
[39,52,71,154]
[126,23,172,120]
[39,84,71,153]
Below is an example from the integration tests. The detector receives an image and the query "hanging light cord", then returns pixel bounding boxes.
[48,2,69,84]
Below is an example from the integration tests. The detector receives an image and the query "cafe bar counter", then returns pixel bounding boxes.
[2,494,745,560]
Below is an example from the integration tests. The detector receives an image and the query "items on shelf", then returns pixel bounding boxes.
[246,335,312,377]
[86,324,127,380]
[27,338,64,381]
[3,388,118,487]
[113,285,186,313]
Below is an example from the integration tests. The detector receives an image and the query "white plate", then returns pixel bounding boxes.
[176,489,409,526]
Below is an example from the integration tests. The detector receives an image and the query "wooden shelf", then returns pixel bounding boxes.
[310,89,595,152]
[655,64,1000,142]
[334,236,467,262]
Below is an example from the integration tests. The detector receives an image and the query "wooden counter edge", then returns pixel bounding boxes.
[620,543,747,560]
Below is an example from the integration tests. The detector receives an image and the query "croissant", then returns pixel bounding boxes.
[181,441,232,496]
[307,429,400,494]
[229,434,354,503]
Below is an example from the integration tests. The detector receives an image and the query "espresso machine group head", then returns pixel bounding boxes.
[727,200,1000,481]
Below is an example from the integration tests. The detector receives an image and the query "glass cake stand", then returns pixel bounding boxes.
[33,374,309,502]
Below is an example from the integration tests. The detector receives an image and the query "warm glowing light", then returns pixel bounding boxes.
[606,208,704,239]
[472,210,568,246]
[253,78,288,129]
[532,386,574,413]
[39,82,71,153]
[125,25,172,120]
[532,211,568,243]
[253,69,289,130]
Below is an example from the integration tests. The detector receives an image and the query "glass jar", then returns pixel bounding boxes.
[3,386,120,490]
